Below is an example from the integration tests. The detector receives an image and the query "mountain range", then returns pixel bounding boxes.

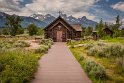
[0,12,97,28]
[0,12,47,28]
[30,13,97,28]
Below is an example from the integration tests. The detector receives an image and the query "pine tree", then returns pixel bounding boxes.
[96,18,105,38]
[85,26,93,36]
[121,28,124,37]
[113,15,121,37]
[81,26,86,38]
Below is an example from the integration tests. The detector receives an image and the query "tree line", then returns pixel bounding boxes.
[0,14,43,36]
[0,14,124,38]
[82,15,124,38]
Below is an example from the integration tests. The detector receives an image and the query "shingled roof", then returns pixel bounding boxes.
[71,24,82,31]
[45,16,82,32]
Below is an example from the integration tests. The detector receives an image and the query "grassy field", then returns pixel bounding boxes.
[69,37,124,83]
[102,37,124,45]
[0,37,53,83]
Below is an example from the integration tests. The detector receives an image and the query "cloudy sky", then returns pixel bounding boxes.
[0,0,124,23]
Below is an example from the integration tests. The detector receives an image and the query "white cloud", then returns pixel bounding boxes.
[111,2,124,12]
[24,0,100,19]
[0,0,21,11]
[0,0,100,20]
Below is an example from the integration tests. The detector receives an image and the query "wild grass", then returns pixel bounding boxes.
[69,39,124,83]
[0,38,53,83]
[70,47,107,83]
[0,39,30,49]
[103,37,124,45]
[0,49,40,83]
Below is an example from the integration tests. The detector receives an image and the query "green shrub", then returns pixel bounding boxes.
[13,41,30,48]
[70,45,75,48]
[116,57,124,70]
[97,49,106,57]
[84,43,94,50]
[84,60,97,72]
[79,56,84,61]
[48,43,52,49]
[0,49,39,83]
[0,40,15,49]
[86,43,124,58]
[87,46,98,56]
[120,46,124,57]
[35,45,49,54]
[0,40,30,49]
[110,44,122,57]
[89,65,106,80]
[35,48,45,54]
[84,60,106,80]
[0,63,4,72]
[97,42,106,46]
[40,39,53,45]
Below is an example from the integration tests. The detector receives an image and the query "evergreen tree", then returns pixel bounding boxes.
[96,18,105,38]
[81,26,85,38]
[85,26,93,36]
[121,28,124,37]
[113,15,121,37]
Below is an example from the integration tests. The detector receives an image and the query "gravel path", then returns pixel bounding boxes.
[31,42,92,83]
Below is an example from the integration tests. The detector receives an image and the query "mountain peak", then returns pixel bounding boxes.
[29,13,97,27]
[45,14,52,17]
[81,16,87,20]
[0,12,7,16]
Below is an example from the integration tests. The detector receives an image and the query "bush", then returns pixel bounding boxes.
[110,44,121,57]
[89,65,106,80]
[84,43,94,50]
[116,57,124,70]
[97,49,106,57]
[0,49,39,83]
[86,43,124,58]
[35,45,49,54]
[87,46,98,56]
[79,56,84,61]
[27,24,38,36]
[0,40,15,49]
[97,42,106,46]
[84,60,97,72]
[0,40,30,49]
[84,60,106,80]
[120,46,124,57]
[40,39,53,45]
[13,41,30,48]
[70,45,75,48]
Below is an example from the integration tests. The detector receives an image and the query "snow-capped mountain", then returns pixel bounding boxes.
[30,13,97,27]
[0,12,97,28]
[30,14,56,24]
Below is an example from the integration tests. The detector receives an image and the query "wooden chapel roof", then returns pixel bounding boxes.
[44,16,82,31]
[71,24,82,31]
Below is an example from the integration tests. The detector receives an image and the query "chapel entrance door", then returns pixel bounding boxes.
[56,31,63,42]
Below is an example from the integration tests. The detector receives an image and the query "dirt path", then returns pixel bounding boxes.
[31,42,92,83]
[25,40,41,50]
